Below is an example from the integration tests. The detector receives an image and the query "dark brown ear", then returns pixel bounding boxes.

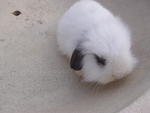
[70,48,84,71]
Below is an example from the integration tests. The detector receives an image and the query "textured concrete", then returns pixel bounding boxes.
[0,0,150,113]
[119,89,150,113]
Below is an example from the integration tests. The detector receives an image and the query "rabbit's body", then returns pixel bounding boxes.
[57,0,137,84]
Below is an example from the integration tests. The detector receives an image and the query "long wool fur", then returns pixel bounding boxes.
[57,0,137,84]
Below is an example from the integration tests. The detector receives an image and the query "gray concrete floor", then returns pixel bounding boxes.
[0,0,150,113]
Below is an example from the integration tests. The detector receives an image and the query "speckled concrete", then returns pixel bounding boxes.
[0,0,150,113]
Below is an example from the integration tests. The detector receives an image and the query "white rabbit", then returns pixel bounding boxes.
[57,0,137,84]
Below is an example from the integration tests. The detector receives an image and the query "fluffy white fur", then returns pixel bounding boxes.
[57,0,137,84]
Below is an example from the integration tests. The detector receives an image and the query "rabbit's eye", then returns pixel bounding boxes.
[94,55,106,66]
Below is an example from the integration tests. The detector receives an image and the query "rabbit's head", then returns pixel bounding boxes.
[70,34,137,84]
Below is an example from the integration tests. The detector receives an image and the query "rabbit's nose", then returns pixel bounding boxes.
[75,71,84,79]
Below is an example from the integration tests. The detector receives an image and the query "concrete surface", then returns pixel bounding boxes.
[119,89,150,113]
[0,0,150,113]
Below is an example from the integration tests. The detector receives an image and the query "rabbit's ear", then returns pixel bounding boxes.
[70,48,84,70]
